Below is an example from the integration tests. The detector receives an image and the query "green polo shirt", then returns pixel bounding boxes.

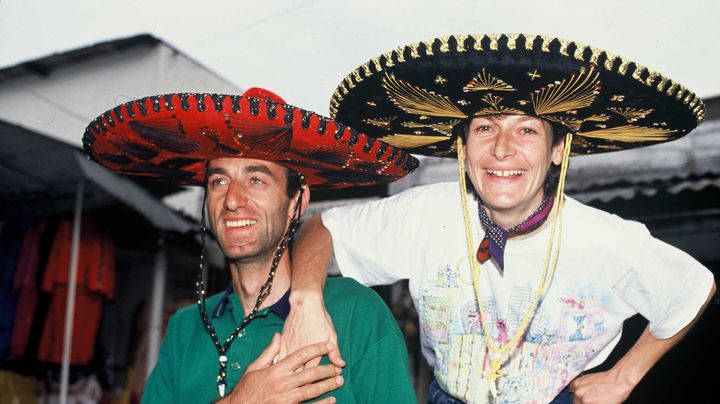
[142,277,416,403]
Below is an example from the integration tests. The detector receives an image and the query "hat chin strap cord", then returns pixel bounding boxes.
[456,134,572,398]
[196,183,305,397]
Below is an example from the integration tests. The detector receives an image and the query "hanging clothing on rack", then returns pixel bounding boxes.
[10,220,48,358]
[38,217,115,365]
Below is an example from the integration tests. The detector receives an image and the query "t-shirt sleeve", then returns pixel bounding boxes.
[612,225,714,339]
[141,315,178,404]
[321,185,431,286]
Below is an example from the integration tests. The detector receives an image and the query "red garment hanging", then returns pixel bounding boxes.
[37,218,115,364]
[10,220,48,358]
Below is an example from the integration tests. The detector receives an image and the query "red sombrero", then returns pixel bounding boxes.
[83,88,418,189]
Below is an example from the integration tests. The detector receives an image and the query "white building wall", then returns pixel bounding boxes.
[0,41,242,148]
[0,38,244,219]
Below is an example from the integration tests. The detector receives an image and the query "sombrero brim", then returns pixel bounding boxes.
[83,93,418,189]
[329,34,705,157]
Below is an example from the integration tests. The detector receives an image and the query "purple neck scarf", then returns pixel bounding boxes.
[476,195,554,274]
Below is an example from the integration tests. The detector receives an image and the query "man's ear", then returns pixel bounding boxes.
[287,185,311,219]
[299,185,311,216]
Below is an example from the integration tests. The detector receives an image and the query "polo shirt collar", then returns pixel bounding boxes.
[211,284,291,320]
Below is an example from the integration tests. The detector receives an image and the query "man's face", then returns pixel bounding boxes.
[206,157,299,262]
[464,115,564,220]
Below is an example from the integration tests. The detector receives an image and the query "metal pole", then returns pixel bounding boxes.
[146,233,167,377]
[59,180,84,404]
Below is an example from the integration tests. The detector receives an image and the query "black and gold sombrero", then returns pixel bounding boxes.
[83,88,418,189]
[329,34,705,157]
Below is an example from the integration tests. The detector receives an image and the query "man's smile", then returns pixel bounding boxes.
[225,219,257,228]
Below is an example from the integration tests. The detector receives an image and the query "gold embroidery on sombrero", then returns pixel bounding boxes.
[368,47,406,74]
[363,117,396,129]
[406,42,421,59]
[438,37,451,53]
[544,114,610,132]
[463,68,517,92]
[329,34,705,124]
[557,38,571,56]
[377,134,450,149]
[359,61,373,77]
[420,39,435,56]
[531,66,601,115]
[585,114,611,122]
[528,70,542,80]
[641,69,661,87]
[486,34,501,50]
[471,34,485,51]
[543,116,584,132]
[382,73,467,118]
[577,125,677,143]
[505,33,521,50]
[394,44,408,62]
[474,94,525,116]
[401,119,461,136]
[607,107,654,123]
[453,34,470,52]
[381,51,397,67]
[352,69,364,84]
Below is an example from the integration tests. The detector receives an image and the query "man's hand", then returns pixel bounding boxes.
[219,333,344,404]
[568,370,633,404]
[280,291,345,368]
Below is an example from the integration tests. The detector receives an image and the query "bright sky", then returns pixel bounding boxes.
[1,0,718,114]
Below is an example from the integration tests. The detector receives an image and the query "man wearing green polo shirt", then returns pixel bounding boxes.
[141,157,415,404]
[82,88,418,403]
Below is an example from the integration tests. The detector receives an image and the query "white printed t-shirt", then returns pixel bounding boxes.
[322,181,713,403]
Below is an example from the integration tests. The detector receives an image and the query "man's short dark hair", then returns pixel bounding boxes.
[459,117,568,196]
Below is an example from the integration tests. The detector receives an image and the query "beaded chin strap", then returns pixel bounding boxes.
[456,133,572,398]
[196,181,306,397]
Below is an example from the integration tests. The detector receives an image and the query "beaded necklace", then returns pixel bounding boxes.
[196,186,304,397]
